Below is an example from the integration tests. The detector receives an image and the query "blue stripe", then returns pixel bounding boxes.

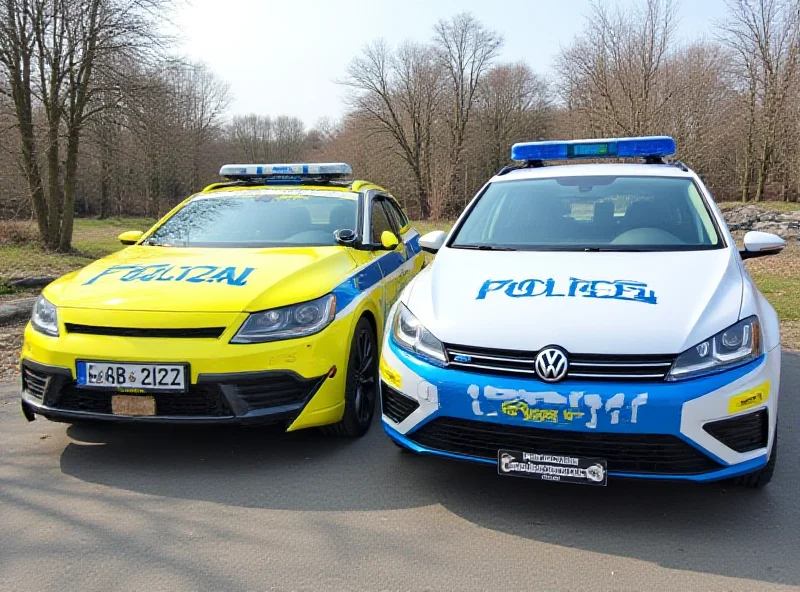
[405,234,421,258]
[332,248,413,313]
[256,166,263,175]
[377,251,405,276]
[333,262,383,312]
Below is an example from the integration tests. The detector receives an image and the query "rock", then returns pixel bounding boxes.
[9,277,55,289]
[722,206,800,239]
[0,298,36,325]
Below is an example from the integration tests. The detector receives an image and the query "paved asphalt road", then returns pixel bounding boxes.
[1,355,799,592]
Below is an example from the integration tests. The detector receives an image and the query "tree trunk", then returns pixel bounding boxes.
[754,138,771,203]
[98,139,110,219]
[739,160,751,203]
[45,125,61,249]
[59,128,81,252]
[17,117,49,239]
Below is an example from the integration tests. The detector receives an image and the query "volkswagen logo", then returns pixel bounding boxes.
[534,347,569,382]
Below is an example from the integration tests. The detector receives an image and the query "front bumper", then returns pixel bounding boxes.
[21,358,334,425]
[19,312,354,428]
[380,338,780,482]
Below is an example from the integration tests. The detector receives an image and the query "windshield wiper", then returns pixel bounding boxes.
[454,244,518,251]
[582,247,647,252]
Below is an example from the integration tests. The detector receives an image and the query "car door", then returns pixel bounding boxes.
[381,196,424,278]
[368,194,408,320]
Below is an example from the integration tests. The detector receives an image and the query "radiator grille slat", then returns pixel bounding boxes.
[226,375,321,411]
[56,383,232,417]
[22,367,48,401]
[445,344,675,382]
[703,410,769,453]
[64,324,225,339]
[409,417,721,475]
[381,383,419,424]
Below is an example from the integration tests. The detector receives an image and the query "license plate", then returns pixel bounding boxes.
[77,362,187,392]
[112,395,156,416]
[498,449,608,486]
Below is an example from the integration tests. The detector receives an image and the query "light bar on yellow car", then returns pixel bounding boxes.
[219,163,352,180]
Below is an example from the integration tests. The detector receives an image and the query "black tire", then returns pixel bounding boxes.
[733,431,777,489]
[321,316,378,438]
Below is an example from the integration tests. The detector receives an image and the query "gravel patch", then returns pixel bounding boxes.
[0,320,25,382]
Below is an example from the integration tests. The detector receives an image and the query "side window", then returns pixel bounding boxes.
[371,199,394,243]
[384,199,409,232]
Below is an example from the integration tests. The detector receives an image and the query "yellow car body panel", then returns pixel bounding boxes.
[20,181,425,431]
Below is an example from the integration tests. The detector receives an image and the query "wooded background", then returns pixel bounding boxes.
[1,0,799,250]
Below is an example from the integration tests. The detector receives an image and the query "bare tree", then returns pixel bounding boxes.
[342,39,444,218]
[228,113,307,163]
[230,114,275,162]
[720,0,800,201]
[557,0,678,137]
[433,13,502,209]
[0,0,171,250]
[475,62,551,176]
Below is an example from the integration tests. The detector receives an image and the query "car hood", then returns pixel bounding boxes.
[404,248,744,355]
[45,245,357,312]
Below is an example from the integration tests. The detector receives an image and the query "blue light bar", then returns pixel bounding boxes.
[510,136,676,162]
[219,163,352,179]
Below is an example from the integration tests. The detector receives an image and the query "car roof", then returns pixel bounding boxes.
[490,162,697,184]
[198,180,388,196]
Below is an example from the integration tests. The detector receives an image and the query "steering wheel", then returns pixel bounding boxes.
[611,227,683,245]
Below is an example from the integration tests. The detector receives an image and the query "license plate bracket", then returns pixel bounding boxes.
[76,361,188,393]
[498,449,608,486]
[112,395,156,416]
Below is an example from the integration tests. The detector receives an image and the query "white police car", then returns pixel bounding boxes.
[378,136,785,488]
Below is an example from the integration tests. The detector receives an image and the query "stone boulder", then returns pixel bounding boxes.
[722,205,800,239]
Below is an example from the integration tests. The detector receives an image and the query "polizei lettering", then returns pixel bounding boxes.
[476,277,657,305]
[83,264,255,287]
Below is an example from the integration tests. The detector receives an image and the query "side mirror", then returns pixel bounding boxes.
[118,230,144,245]
[740,231,786,259]
[419,230,447,254]
[380,230,400,250]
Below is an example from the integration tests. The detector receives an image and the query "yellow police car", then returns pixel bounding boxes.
[20,163,424,437]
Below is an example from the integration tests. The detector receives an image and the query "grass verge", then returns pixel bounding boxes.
[0,218,156,282]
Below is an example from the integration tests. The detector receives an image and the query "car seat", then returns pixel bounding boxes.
[328,205,355,232]
[279,207,312,239]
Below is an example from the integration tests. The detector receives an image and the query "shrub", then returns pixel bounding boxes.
[0,221,40,247]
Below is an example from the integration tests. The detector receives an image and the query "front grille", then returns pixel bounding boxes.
[54,383,232,417]
[704,410,769,453]
[64,324,225,339]
[224,373,323,411]
[381,383,419,423]
[409,417,721,475]
[444,344,674,381]
[22,366,48,401]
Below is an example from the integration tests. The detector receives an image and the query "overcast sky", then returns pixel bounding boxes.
[174,0,730,126]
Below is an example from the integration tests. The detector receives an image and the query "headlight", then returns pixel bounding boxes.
[391,302,446,365]
[668,316,761,381]
[31,295,59,337]
[231,294,336,344]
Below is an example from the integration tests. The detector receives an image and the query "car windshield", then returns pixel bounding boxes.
[450,175,722,252]
[144,191,358,248]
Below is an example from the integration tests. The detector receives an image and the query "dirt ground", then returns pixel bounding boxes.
[0,320,25,382]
